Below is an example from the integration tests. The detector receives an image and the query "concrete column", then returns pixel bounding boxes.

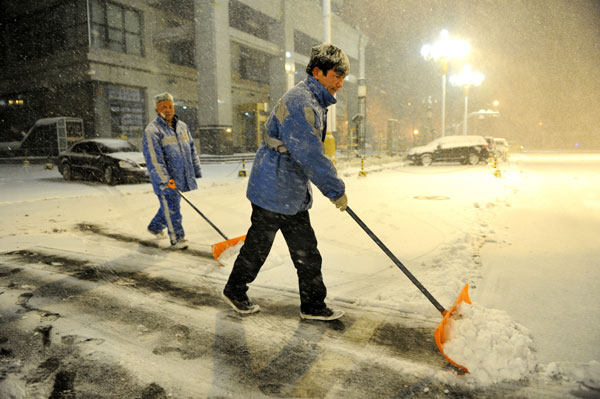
[194,0,233,154]
[267,0,290,111]
[358,31,368,156]
[283,1,295,92]
[323,0,335,135]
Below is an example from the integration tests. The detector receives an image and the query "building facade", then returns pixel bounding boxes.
[0,0,366,154]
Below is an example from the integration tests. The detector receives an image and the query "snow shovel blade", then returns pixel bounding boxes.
[212,234,246,261]
[168,179,246,262]
[345,207,474,371]
[434,284,472,373]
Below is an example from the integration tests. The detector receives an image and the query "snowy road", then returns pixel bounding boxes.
[0,154,598,398]
[478,153,600,364]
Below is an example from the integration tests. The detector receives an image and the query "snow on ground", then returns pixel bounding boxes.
[1,153,599,395]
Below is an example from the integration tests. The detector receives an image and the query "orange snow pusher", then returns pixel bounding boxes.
[346,206,471,373]
[168,180,246,261]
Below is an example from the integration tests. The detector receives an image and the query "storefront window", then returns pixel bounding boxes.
[103,86,146,137]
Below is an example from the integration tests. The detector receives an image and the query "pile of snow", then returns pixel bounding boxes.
[443,302,537,385]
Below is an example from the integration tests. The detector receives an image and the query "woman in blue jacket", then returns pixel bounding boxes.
[223,44,349,321]
[143,92,202,249]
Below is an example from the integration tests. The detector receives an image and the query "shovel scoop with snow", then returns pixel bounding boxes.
[168,179,246,262]
[346,206,471,373]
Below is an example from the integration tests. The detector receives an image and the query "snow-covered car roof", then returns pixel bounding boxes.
[436,135,487,147]
[408,135,487,154]
[75,138,137,151]
[33,117,83,125]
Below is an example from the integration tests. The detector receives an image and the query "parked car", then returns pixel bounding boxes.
[407,135,490,166]
[493,137,509,160]
[58,138,148,185]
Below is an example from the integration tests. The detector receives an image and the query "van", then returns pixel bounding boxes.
[19,117,84,157]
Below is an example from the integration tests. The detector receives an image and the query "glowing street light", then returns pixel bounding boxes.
[450,65,484,135]
[421,29,469,137]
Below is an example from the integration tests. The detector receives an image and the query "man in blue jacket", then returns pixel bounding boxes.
[223,43,349,321]
[143,92,202,249]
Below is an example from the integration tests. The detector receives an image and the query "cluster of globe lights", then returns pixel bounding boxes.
[420,29,470,63]
[421,29,486,136]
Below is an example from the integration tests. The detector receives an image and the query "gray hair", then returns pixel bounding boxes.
[154,92,174,105]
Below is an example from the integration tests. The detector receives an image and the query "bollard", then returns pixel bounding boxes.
[324,131,336,165]
[358,156,367,177]
[489,153,501,178]
[238,159,247,177]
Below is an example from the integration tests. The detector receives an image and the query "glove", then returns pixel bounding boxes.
[331,193,348,212]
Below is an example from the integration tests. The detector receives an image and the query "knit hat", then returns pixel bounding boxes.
[154,92,174,105]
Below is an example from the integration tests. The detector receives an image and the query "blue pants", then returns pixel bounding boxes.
[148,191,184,245]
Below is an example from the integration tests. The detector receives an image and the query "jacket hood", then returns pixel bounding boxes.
[306,75,337,108]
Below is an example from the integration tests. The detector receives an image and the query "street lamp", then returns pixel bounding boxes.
[450,65,484,135]
[421,30,469,137]
[413,128,420,145]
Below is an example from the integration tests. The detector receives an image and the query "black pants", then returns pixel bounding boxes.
[224,204,327,313]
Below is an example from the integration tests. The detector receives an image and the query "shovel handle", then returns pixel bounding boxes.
[345,206,446,315]
[169,181,229,241]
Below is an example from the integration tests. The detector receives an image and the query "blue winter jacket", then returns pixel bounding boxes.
[143,115,202,195]
[246,75,345,215]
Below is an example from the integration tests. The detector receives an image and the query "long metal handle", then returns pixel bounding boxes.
[345,206,446,315]
[174,188,229,241]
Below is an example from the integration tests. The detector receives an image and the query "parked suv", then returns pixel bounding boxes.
[493,137,509,161]
[407,135,490,166]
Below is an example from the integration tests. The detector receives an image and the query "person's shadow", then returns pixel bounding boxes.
[210,304,347,398]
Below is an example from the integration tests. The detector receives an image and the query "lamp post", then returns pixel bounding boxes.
[421,30,469,137]
[413,128,420,146]
[450,65,484,135]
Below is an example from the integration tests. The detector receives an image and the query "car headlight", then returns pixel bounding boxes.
[119,160,139,169]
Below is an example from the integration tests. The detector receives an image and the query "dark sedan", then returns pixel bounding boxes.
[58,138,148,185]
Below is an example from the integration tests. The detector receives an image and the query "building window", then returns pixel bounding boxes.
[294,30,320,57]
[90,0,143,56]
[169,41,195,68]
[239,45,270,85]
[229,0,276,42]
[102,85,146,136]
